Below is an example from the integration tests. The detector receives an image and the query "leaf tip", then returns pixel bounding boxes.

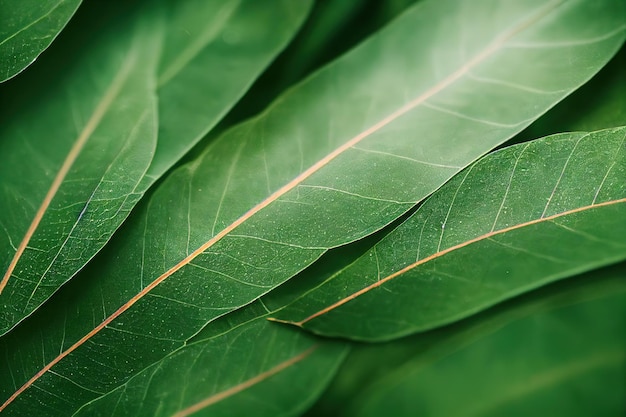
[266,316,302,327]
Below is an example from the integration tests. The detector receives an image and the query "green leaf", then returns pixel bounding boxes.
[0,3,161,335]
[142,0,312,184]
[305,263,626,416]
[1,0,624,414]
[0,0,310,336]
[73,307,347,417]
[0,0,81,82]
[341,272,626,417]
[272,127,626,340]
[515,44,626,142]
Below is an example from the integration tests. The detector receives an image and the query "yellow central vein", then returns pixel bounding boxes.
[0,49,137,296]
[284,198,625,327]
[0,1,562,410]
[172,346,317,417]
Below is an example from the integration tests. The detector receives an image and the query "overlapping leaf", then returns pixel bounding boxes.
[0,0,81,82]
[142,0,312,184]
[343,272,626,417]
[1,0,624,415]
[305,263,626,416]
[73,304,347,417]
[273,127,626,340]
[0,0,310,335]
[518,45,626,141]
[0,3,161,334]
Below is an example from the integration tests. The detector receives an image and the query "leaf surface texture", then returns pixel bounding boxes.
[0,0,309,334]
[274,127,626,340]
[0,0,81,82]
[1,0,624,414]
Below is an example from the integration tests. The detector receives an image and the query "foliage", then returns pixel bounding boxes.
[0,1,624,416]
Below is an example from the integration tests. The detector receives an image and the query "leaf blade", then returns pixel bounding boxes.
[142,0,313,183]
[2,0,625,414]
[0,0,310,335]
[0,0,81,82]
[306,263,626,416]
[0,3,161,334]
[72,313,347,417]
[343,277,626,417]
[273,127,626,340]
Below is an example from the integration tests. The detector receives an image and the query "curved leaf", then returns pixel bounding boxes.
[1,0,624,414]
[0,3,161,334]
[344,279,626,417]
[0,0,310,335]
[0,0,81,82]
[517,44,626,142]
[306,263,626,416]
[73,307,347,417]
[142,0,313,184]
[273,127,626,340]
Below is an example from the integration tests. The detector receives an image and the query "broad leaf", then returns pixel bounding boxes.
[73,305,347,417]
[1,0,624,414]
[305,263,626,416]
[0,0,310,335]
[272,127,626,340]
[342,273,626,417]
[0,0,81,82]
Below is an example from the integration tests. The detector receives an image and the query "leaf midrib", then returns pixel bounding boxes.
[283,198,626,326]
[0,43,139,296]
[171,346,317,417]
[0,0,567,410]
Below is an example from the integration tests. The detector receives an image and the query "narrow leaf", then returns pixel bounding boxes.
[0,0,81,82]
[344,279,626,417]
[1,0,624,414]
[0,0,309,335]
[141,0,313,184]
[306,263,626,416]
[73,310,347,417]
[520,44,626,140]
[0,3,161,334]
[273,127,626,340]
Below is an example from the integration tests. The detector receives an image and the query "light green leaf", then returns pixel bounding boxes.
[521,44,626,138]
[216,0,420,129]
[272,127,626,340]
[0,3,161,335]
[73,306,347,417]
[0,0,81,82]
[1,0,624,414]
[0,0,309,336]
[142,0,312,184]
[343,272,626,417]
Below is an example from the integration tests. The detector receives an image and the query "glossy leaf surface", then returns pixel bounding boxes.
[273,127,626,340]
[0,0,309,335]
[1,0,624,414]
[0,0,81,82]
[344,275,626,417]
